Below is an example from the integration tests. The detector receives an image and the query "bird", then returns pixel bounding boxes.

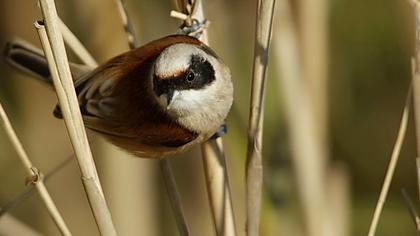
[3,35,233,158]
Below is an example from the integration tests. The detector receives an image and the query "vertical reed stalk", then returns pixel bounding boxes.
[0,101,71,236]
[298,0,336,230]
[299,0,329,144]
[113,0,190,234]
[409,0,420,208]
[172,0,237,235]
[299,0,331,234]
[34,0,117,233]
[326,164,350,236]
[201,139,236,236]
[246,0,276,235]
[273,0,331,235]
[159,159,190,236]
[300,0,331,221]
[158,157,191,235]
[417,158,420,205]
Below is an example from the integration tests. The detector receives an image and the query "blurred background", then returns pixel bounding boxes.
[0,0,418,235]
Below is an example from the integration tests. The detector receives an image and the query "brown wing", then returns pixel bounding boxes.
[56,35,202,148]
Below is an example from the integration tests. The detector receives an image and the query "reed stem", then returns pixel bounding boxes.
[246,0,276,235]
[0,101,71,236]
[173,1,238,235]
[34,1,117,233]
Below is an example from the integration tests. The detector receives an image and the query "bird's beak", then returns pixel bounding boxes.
[158,90,175,109]
[166,90,174,107]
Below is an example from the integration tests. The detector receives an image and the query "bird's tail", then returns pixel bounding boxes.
[3,39,91,86]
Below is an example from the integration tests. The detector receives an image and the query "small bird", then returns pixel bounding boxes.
[3,35,233,158]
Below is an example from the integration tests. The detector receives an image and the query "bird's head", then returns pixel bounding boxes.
[152,43,233,135]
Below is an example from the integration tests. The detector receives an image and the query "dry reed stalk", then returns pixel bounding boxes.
[34,0,117,233]
[0,101,71,236]
[327,164,350,236]
[273,0,331,235]
[401,188,420,233]
[246,0,276,235]
[80,1,159,234]
[201,139,236,236]
[0,213,43,236]
[299,0,329,144]
[159,159,190,236]
[299,0,331,234]
[365,2,417,232]
[112,1,190,234]
[158,157,190,236]
[411,0,420,151]
[408,0,420,210]
[172,0,237,235]
[299,0,330,212]
[417,158,420,205]
[0,155,73,217]
[366,87,411,235]
[114,0,137,50]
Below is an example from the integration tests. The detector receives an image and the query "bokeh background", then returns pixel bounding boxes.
[0,0,417,235]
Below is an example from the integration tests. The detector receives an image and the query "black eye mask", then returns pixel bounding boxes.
[154,54,216,96]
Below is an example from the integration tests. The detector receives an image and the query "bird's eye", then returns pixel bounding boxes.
[186,71,195,82]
